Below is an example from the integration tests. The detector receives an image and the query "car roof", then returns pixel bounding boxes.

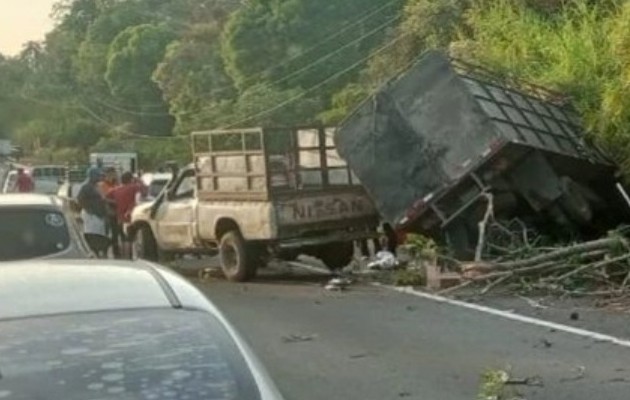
[0,260,201,320]
[0,260,285,399]
[0,193,64,208]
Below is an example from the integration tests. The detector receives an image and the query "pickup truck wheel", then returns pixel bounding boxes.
[319,242,354,271]
[559,177,593,226]
[220,231,257,282]
[158,250,175,263]
[134,225,158,261]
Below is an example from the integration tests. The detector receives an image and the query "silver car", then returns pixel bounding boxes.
[0,260,284,400]
[0,194,93,261]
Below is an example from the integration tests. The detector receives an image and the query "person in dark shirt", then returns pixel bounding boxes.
[77,167,109,258]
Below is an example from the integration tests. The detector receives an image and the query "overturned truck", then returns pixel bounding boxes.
[336,51,630,259]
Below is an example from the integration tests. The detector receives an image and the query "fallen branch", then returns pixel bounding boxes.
[475,193,494,262]
[549,254,630,283]
[494,237,627,270]
[470,261,561,282]
[480,274,512,295]
[437,279,473,295]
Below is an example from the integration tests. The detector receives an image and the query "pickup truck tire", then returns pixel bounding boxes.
[319,241,354,271]
[219,231,257,282]
[559,177,593,226]
[134,225,159,262]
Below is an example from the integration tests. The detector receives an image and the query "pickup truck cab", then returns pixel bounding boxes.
[129,127,379,281]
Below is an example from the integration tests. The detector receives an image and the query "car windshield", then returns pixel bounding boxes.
[0,208,70,260]
[32,167,65,180]
[149,179,168,198]
[0,309,261,400]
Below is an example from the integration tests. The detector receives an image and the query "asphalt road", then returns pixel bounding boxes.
[190,265,630,400]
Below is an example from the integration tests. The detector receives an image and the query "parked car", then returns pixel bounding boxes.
[0,259,284,400]
[0,194,93,261]
[2,168,63,195]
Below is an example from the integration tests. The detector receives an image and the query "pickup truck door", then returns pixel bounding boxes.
[155,170,196,249]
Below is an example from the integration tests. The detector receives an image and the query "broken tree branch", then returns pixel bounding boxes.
[493,237,627,270]
[549,254,630,283]
[475,193,494,263]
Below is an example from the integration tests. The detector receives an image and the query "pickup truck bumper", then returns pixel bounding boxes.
[275,230,379,250]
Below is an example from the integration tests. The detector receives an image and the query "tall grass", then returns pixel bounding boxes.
[462,0,630,174]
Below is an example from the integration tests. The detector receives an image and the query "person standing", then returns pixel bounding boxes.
[77,167,110,258]
[107,172,148,259]
[14,168,34,193]
[99,167,121,258]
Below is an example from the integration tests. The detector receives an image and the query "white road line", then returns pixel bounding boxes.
[378,284,630,349]
[288,261,630,348]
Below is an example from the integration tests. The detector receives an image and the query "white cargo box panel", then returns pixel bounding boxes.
[0,140,12,156]
[90,153,138,173]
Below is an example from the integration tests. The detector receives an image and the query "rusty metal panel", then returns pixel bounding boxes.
[274,192,377,226]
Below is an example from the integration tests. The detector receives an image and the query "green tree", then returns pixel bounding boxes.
[221,0,405,94]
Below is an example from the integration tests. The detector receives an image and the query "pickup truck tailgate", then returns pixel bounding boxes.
[274,191,377,227]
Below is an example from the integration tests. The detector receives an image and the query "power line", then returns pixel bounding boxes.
[262,14,402,89]
[214,0,403,94]
[20,1,403,118]
[219,31,412,129]
[90,97,172,117]
[80,103,185,140]
[17,92,182,140]
[197,12,403,115]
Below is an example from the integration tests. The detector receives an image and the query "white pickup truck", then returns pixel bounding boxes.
[129,127,379,281]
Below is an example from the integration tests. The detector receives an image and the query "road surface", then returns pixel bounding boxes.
[190,265,630,400]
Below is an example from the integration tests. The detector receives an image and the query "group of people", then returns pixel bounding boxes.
[76,166,147,258]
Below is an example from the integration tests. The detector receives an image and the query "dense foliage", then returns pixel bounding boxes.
[3,0,630,172]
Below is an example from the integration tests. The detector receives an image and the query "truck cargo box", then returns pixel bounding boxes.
[336,51,613,229]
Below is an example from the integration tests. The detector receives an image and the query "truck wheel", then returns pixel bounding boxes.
[219,231,257,282]
[559,177,593,226]
[319,242,354,271]
[158,249,175,263]
[445,221,474,260]
[278,249,300,262]
[134,225,158,261]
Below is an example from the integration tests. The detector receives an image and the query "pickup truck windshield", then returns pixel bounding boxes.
[0,208,70,260]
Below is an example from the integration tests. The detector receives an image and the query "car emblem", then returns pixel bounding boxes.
[45,213,66,228]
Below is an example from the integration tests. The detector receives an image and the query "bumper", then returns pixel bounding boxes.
[276,230,379,250]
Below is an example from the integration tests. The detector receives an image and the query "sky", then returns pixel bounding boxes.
[0,0,57,56]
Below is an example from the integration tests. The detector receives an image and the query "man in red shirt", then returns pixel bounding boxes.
[107,172,148,259]
[15,168,34,193]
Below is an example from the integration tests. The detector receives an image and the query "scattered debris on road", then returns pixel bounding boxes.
[367,250,400,270]
[282,334,318,344]
[403,229,630,301]
[478,367,543,400]
[560,366,586,382]
[468,233,630,296]
[324,277,352,291]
